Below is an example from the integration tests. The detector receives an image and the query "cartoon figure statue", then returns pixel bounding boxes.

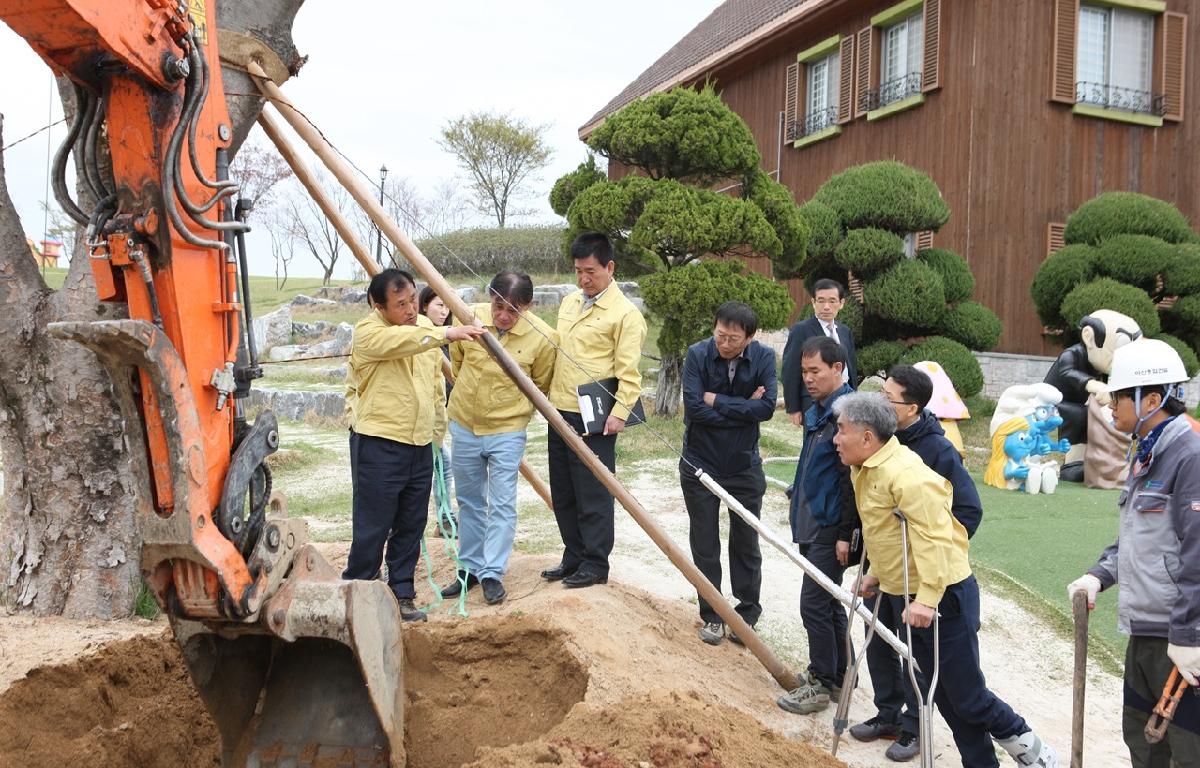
[986,383,1069,493]
[915,360,969,458]
[1042,310,1141,481]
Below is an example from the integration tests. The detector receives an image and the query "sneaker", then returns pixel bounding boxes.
[397,598,427,623]
[776,673,831,715]
[996,731,1059,768]
[850,715,901,742]
[885,732,920,762]
[699,622,724,645]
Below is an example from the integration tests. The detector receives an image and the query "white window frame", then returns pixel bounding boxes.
[804,51,840,134]
[878,12,924,106]
[1076,3,1156,114]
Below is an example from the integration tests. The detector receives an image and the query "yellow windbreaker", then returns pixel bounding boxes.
[851,437,972,607]
[548,284,646,420]
[448,304,558,435]
[348,310,447,446]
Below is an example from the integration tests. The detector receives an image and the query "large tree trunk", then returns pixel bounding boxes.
[0,2,305,617]
[654,352,683,417]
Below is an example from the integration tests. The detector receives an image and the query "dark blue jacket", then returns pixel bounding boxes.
[895,410,983,537]
[681,337,777,476]
[791,383,858,544]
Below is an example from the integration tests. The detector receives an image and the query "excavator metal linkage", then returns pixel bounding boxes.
[0,1,406,764]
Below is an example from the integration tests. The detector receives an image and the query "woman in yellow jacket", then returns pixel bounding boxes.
[440,271,558,605]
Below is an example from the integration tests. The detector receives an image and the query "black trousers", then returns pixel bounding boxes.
[680,462,765,626]
[547,410,617,577]
[864,591,922,734]
[343,432,433,600]
[800,526,849,689]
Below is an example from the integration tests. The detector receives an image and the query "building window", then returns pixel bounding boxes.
[803,52,840,135]
[878,13,924,108]
[1076,4,1160,115]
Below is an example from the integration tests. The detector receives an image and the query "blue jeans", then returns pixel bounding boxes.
[449,421,526,581]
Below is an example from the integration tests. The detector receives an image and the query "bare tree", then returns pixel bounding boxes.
[284,176,349,285]
[38,200,80,263]
[355,175,426,268]
[270,225,297,290]
[0,3,306,618]
[439,112,553,228]
[230,131,293,213]
[426,178,472,235]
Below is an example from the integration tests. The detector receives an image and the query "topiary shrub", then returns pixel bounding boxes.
[1164,243,1200,296]
[1093,234,1177,292]
[857,340,906,380]
[748,170,811,279]
[940,300,1003,350]
[1154,333,1200,378]
[863,260,946,328]
[1030,244,1098,328]
[798,199,842,261]
[834,228,905,277]
[917,248,975,304]
[1060,278,1162,337]
[901,336,984,398]
[1170,294,1200,336]
[1064,191,1196,246]
[813,161,951,232]
[550,154,606,217]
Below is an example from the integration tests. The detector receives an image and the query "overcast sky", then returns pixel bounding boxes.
[0,1,721,280]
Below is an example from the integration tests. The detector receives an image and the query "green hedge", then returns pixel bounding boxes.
[863,259,946,327]
[1064,191,1196,246]
[1093,234,1176,292]
[1060,278,1162,337]
[1030,244,1098,327]
[834,228,905,277]
[1164,243,1200,295]
[415,225,568,276]
[813,161,951,233]
[1154,333,1200,378]
[1170,294,1200,336]
[918,247,975,304]
[940,300,1003,351]
[858,340,906,380]
[900,336,984,398]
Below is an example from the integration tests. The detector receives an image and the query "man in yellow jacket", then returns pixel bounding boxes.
[831,391,1059,768]
[344,269,483,621]
[440,271,558,605]
[542,232,647,589]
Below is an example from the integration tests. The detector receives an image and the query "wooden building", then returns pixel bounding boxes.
[580,0,1195,354]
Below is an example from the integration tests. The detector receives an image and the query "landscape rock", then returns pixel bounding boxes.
[290,294,337,307]
[249,388,345,422]
[292,320,332,340]
[341,288,368,304]
[252,305,292,353]
[267,345,305,362]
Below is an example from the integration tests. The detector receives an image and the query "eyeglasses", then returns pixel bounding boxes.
[887,400,914,407]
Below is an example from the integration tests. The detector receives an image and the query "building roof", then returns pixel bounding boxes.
[580,0,835,137]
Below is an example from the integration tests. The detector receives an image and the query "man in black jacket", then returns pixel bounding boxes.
[849,363,984,761]
[680,302,776,647]
[781,279,859,423]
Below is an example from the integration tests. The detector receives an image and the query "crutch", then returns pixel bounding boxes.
[896,507,939,768]
[832,534,883,756]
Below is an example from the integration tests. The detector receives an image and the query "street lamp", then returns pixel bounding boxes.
[375,163,388,266]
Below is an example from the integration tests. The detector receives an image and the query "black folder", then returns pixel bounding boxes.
[576,377,646,435]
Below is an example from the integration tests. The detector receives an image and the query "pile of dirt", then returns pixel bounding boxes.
[0,632,218,767]
[404,616,589,767]
[467,691,845,768]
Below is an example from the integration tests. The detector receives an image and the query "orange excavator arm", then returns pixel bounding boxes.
[1,2,407,764]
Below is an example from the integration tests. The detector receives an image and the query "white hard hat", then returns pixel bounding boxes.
[1104,338,1188,393]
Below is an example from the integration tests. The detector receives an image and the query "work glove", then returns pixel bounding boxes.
[1067,573,1101,610]
[1167,644,1200,686]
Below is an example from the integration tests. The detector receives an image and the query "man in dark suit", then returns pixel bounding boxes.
[782,278,858,424]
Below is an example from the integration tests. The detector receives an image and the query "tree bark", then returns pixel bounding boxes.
[654,352,683,417]
[0,3,305,617]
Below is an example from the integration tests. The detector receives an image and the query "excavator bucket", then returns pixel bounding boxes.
[175,543,407,768]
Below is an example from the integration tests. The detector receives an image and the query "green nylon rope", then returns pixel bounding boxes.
[419,445,469,617]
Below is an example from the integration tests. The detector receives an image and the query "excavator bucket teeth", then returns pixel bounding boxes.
[174,547,406,767]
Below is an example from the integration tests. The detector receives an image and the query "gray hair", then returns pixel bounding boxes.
[833,392,897,442]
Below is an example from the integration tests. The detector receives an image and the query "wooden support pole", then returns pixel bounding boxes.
[249,61,799,691]
[258,110,554,511]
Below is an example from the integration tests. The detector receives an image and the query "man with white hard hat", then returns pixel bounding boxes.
[1068,337,1200,765]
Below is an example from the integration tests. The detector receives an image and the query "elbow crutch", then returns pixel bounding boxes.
[896,506,939,768]
[832,532,883,756]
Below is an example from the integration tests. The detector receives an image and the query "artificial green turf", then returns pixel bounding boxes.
[762,459,1126,658]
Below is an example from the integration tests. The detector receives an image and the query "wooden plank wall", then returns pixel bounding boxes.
[655,0,1200,354]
